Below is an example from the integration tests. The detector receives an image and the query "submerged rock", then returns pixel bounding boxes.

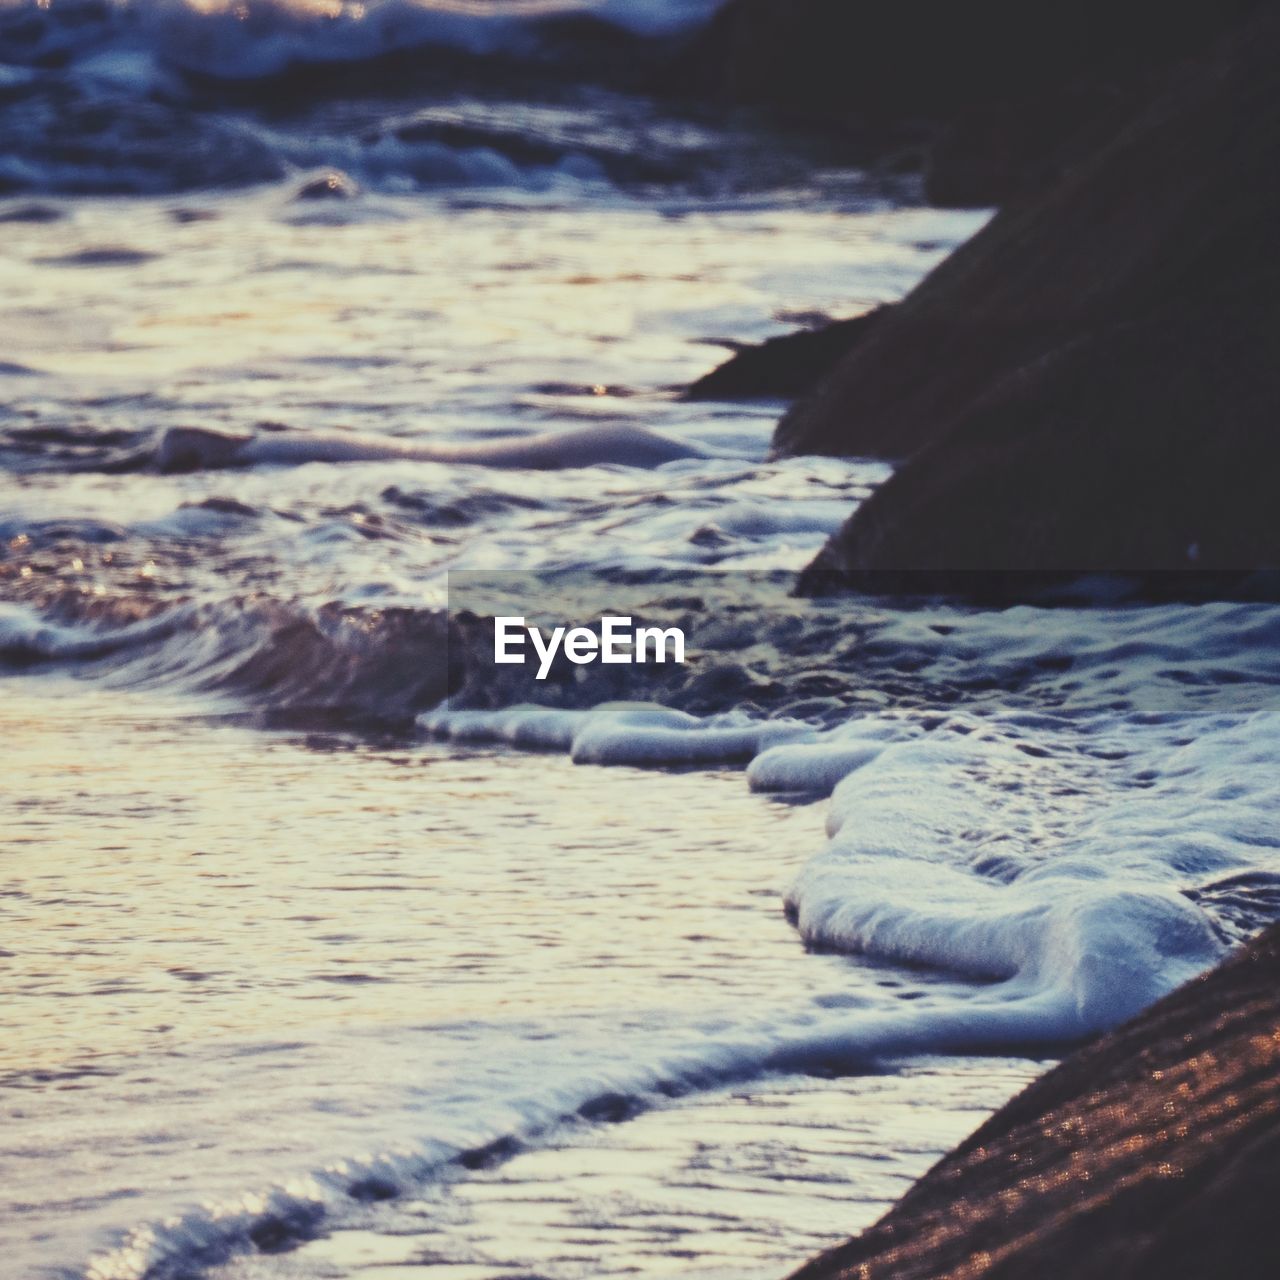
[788,920,1280,1280]
[780,6,1280,583]
[684,309,888,402]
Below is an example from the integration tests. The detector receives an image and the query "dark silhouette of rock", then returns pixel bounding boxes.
[672,1,1264,207]
[787,921,1280,1280]
[922,89,1133,209]
[778,7,1280,583]
[688,0,1258,114]
[684,309,888,402]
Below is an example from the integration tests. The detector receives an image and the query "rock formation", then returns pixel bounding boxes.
[773,7,1280,583]
[787,921,1280,1280]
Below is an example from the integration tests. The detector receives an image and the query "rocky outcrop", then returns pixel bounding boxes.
[674,0,1264,205]
[777,6,1280,582]
[921,90,1133,209]
[691,0,1253,117]
[788,921,1280,1280]
[684,309,887,402]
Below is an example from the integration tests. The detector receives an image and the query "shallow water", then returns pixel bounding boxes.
[206,1063,1035,1280]
[0,184,952,603]
[0,681,1036,1280]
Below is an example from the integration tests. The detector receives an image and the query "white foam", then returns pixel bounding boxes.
[571,706,810,766]
[794,701,1280,1033]
[747,721,915,795]
[423,701,813,766]
[21,604,1280,1280]
[425,684,1280,1048]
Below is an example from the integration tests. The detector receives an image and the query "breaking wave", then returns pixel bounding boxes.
[1,0,720,88]
[0,594,452,725]
[0,0,740,195]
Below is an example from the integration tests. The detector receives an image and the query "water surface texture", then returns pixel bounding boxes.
[2,3,1278,1279]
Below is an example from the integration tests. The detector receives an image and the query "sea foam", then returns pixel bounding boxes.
[424,610,1280,1052]
[64,684,1280,1280]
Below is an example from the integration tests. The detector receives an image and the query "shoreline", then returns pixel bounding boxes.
[788,922,1280,1280]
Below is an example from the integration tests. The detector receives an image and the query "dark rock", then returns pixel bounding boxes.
[780,7,1280,582]
[923,88,1133,209]
[675,1,1265,206]
[787,922,1280,1280]
[696,0,1261,116]
[684,309,888,401]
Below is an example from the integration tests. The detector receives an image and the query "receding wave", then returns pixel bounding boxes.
[73,1003,993,1280]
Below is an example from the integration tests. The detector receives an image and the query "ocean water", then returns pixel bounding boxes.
[2,3,1279,1279]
